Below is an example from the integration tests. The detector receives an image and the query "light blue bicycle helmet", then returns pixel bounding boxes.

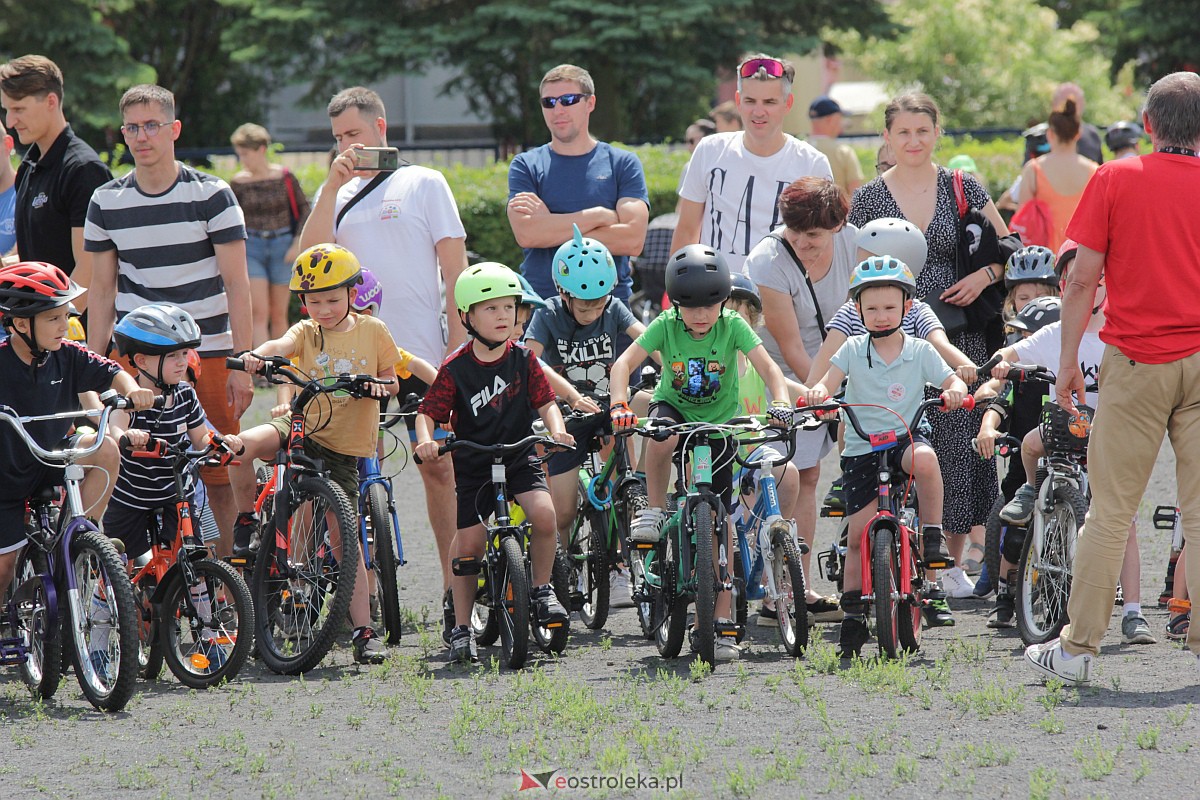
[552,224,617,300]
[517,273,548,310]
[848,256,917,301]
[1004,245,1057,289]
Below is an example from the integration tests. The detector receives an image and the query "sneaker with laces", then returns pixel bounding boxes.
[352,626,387,664]
[972,563,995,598]
[610,567,634,609]
[533,584,569,626]
[837,616,870,659]
[441,589,455,647]
[1025,638,1093,685]
[987,592,1016,628]
[941,567,976,599]
[823,479,846,512]
[629,507,665,543]
[688,621,742,661]
[923,588,956,627]
[232,512,258,558]
[448,625,478,664]
[922,527,955,569]
[1121,612,1156,644]
[999,483,1037,525]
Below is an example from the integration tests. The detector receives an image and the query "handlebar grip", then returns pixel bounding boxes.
[962,395,975,411]
[978,353,1002,374]
[226,356,245,371]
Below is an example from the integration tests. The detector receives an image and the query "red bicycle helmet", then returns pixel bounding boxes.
[0,261,85,317]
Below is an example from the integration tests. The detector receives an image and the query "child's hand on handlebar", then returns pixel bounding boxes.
[571,395,602,415]
[414,440,441,462]
[940,388,966,411]
[127,387,156,411]
[610,401,636,430]
[219,433,244,455]
[767,401,793,428]
[974,425,998,459]
[240,352,266,375]
[366,378,391,399]
[955,364,979,384]
[123,429,151,449]
[990,360,1012,380]
[804,385,829,408]
[270,403,289,418]
[551,430,575,448]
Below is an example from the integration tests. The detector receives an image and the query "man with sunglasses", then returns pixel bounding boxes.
[508,64,649,303]
[672,54,832,272]
[0,55,111,296]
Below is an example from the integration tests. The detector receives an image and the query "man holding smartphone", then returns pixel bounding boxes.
[298,85,469,644]
[507,64,649,303]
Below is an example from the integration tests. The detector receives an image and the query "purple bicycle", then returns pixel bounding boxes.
[0,391,143,711]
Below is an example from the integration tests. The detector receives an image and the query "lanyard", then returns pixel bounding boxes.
[1158,146,1198,157]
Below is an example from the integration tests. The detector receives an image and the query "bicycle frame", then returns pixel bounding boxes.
[357,455,405,572]
[732,427,802,607]
[856,459,918,606]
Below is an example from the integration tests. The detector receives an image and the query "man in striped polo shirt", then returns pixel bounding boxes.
[84,84,253,557]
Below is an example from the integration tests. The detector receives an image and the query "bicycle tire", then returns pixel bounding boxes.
[577,507,610,630]
[253,476,358,675]
[871,524,902,659]
[12,547,61,700]
[732,541,748,644]
[472,589,500,646]
[497,535,530,669]
[160,558,255,689]
[654,534,686,657]
[367,483,403,644]
[532,550,571,655]
[692,500,717,666]
[134,577,163,680]
[68,529,139,711]
[984,495,1005,588]
[770,523,809,657]
[1017,484,1086,646]
[897,528,923,654]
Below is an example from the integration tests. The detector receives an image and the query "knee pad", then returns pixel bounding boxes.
[1001,524,1026,564]
[451,556,482,576]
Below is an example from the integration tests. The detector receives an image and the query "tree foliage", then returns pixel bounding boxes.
[829,0,1141,130]
[1102,0,1200,85]
[221,0,895,144]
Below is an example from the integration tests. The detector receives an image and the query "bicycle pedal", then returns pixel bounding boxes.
[820,508,845,518]
[632,542,655,551]
[797,542,810,555]
[569,593,585,612]
[543,620,565,629]
[715,622,743,639]
[924,558,954,570]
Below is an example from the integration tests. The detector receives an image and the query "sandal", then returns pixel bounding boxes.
[962,542,986,576]
[1166,598,1191,641]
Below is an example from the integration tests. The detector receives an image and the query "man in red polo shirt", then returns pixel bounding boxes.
[1025,71,1200,684]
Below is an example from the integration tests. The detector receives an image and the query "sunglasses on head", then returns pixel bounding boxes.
[540,93,591,109]
[738,58,785,79]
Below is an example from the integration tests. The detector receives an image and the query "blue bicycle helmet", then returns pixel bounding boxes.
[848,256,917,301]
[729,273,762,312]
[1008,296,1061,335]
[114,303,202,356]
[517,273,548,310]
[1005,245,1057,289]
[552,224,617,300]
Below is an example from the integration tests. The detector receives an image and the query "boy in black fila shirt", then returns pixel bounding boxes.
[415,263,575,664]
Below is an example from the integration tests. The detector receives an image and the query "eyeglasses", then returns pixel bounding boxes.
[121,121,172,139]
[540,93,591,109]
[738,58,785,79]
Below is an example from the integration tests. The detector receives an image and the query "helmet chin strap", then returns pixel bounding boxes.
[460,311,507,351]
[14,317,50,375]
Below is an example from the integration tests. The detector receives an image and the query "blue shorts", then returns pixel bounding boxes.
[246,228,294,285]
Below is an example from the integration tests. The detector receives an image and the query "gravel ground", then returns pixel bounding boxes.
[2,393,1196,799]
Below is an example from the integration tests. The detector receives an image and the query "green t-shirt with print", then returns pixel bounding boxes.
[636,307,762,423]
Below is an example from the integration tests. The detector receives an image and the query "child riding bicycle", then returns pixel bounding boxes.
[805,257,966,659]
[609,245,793,662]
[0,261,154,591]
[231,243,402,665]
[414,262,574,665]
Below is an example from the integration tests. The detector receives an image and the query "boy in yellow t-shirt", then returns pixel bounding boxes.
[231,244,430,665]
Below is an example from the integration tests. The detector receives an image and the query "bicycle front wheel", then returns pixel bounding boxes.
[691,500,717,666]
[367,483,403,644]
[897,529,923,654]
[69,530,139,711]
[12,546,61,700]
[496,535,530,669]
[871,524,902,659]
[769,523,809,657]
[1017,485,1086,646]
[161,558,255,689]
[133,576,163,681]
[253,477,358,675]
[984,495,1005,588]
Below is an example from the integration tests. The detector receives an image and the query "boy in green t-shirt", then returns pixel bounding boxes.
[609,246,791,661]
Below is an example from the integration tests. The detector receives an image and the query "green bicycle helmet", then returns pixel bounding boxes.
[848,256,917,301]
[455,262,522,314]
[553,224,617,300]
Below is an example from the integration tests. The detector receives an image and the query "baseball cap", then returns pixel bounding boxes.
[808,96,842,119]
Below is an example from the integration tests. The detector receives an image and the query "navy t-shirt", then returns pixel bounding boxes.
[525,296,636,398]
[507,142,649,301]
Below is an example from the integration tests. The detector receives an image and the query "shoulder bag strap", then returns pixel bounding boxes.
[334,170,393,232]
[952,168,968,219]
[768,233,827,340]
[282,168,301,224]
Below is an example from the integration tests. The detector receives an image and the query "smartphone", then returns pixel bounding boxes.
[353,146,400,171]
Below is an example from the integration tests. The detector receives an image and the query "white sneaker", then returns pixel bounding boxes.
[715,636,741,662]
[610,568,634,609]
[941,567,977,599]
[629,507,665,543]
[1024,638,1093,685]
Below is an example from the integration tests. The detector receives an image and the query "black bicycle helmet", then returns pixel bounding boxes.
[1105,121,1143,152]
[1004,246,1057,289]
[0,261,85,318]
[114,303,202,357]
[729,273,762,312]
[665,245,731,308]
[1022,122,1050,159]
[1008,296,1062,335]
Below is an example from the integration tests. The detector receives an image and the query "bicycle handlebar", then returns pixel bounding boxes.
[0,390,163,465]
[119,431,244,467]
[226,355,394,398]
[797,392,974,446]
